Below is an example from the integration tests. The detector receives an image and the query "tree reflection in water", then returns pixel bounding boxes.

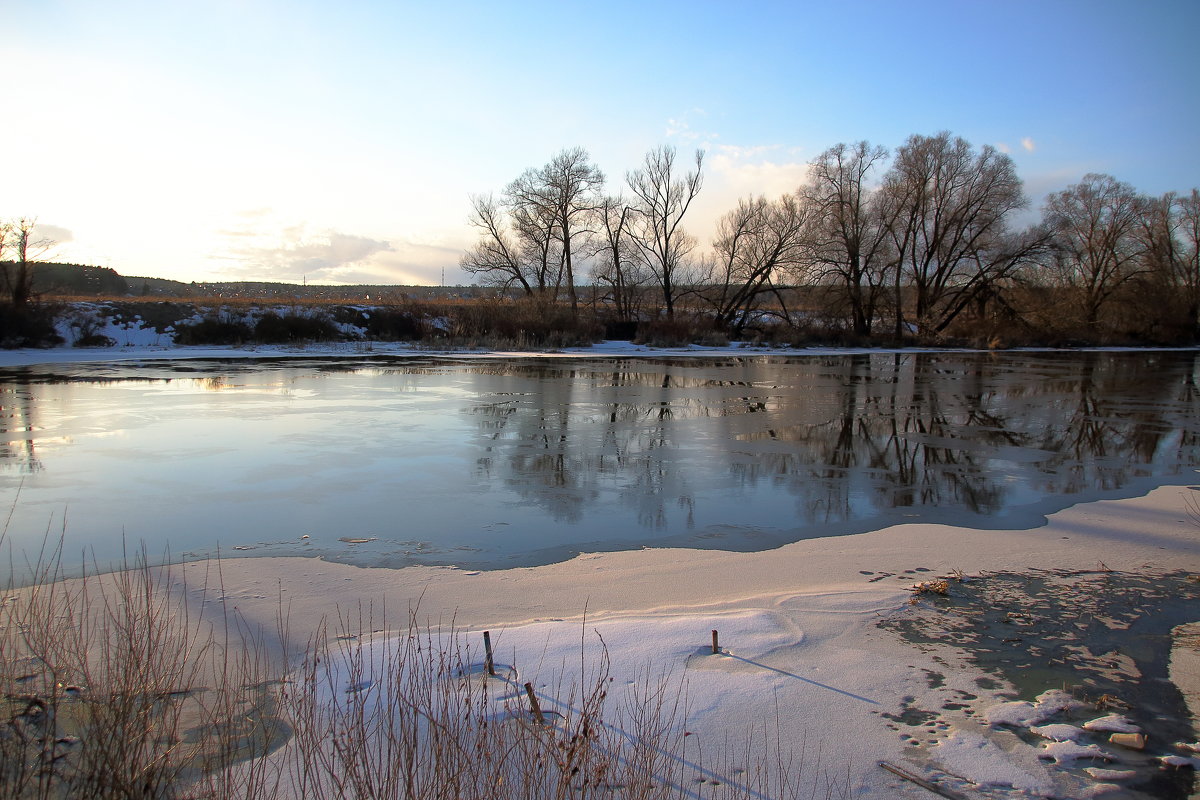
[463,352,1200,534]
[1,352,1198,569]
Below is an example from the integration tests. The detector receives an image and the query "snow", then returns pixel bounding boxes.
[931,730,1051,794]
[1081,714,1141,734]
[1039,740,1108,765]
[1030,723,1086,742]
[984,691,1085,728]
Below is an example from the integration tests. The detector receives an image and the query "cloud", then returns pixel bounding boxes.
[211,212,471,285]
[31,223,73,244]
[685,144,812,248]
[996,142,1011,154]
[665,109,719,145]
[216,221,394,283]
[1021,137,1036,152]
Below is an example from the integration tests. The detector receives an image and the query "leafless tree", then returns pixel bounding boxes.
[460,194,539,296]
[591,194,645,323]
[707,194,811,333]
[1138,188,1200,330]
[626,146,704,319]
[801,141,894,335]
[882,132,1028,335]
[506,148,605,311]
[1,218,53,308]
[459,192,565,297]
[1043,173,1146,327]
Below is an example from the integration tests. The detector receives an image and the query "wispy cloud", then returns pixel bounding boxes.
[31,222,73,244]
[1021,137,1036,152]
[215,217,394,283]
[665,108,719,145]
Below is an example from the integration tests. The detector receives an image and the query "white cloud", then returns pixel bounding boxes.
[30,223,73,244]
[686,144,812,249]
[1021,137,1036,152]
[215,220,394,283]
[996,142,1011,154]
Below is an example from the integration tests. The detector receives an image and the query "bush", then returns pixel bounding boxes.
[173,315,254,346]
[253,311,340,344]
[333,306,426,340]
[0,304,63,349]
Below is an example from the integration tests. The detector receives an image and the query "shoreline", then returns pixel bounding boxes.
[187,484,1200,798]
[6,484,1199,798]
[194,483,1200,637]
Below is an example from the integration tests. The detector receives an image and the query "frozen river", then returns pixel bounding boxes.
[2,350,1198,574]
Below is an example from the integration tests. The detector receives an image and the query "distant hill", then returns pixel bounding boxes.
[16,262,130,296]
[13,262,479,301]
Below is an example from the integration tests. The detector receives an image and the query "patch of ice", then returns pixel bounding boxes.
[1080,784,1123,798]
[984,689,1087,728]
[1039,740,1108,764]
[1029,723,1085,742]
[933,730,1051,794]
[1159,754,1200,768]
[1033,689,1086,716]
[1082,714,1140,734]
[984,700,1040,727]
[1083,767,1136,781]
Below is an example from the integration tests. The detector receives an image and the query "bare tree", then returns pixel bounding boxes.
[591,194,645,323]
[459,194,537,295]
[882,132,1028,334]
[506,148,605,311]
[1043,173,1146,327]
[626,146,704,319]
[1177,189,1200,330]
[1,218,52,308]
[707,194,811,333]
[1139,189,1200,330]
[802,141,893,335]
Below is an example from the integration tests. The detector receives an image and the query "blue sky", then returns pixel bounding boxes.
[6,0,1198,285]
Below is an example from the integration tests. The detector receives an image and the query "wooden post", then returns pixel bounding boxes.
[712,629,720,654]
[524,682,546,725]
[483,630,495,676]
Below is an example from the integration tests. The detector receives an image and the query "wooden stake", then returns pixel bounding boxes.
[483,630,495,676]
[712,629,720,654]
[524,682,546,725]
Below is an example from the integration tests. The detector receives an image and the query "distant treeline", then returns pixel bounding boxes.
[462,134,1200,347]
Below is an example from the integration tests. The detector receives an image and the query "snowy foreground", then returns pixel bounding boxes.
[3,342,1199,798]
[187,485,1200,800]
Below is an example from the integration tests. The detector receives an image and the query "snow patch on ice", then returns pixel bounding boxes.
[1081,713,1140,734]
[932,730,1051,793]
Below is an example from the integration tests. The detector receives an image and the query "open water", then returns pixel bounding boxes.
[1,350,1198,574]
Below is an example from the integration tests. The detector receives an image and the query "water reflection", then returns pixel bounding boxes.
[0,351,1197,572]
[460,352,1200,540]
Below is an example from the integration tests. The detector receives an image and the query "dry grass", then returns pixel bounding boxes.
[0,537,848,800]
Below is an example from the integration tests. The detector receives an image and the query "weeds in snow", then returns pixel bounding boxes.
[0,540,849,799]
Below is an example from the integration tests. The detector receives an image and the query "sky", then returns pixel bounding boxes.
[5,0,1199,287]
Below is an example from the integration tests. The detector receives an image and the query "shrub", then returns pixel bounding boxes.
[253,311,340,344]
[173,315,254,346]
[0,304,63,349]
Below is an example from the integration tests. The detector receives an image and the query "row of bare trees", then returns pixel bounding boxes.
[463,135,1200,341]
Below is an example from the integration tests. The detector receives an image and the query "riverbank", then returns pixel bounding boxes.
[165,484,1200,798]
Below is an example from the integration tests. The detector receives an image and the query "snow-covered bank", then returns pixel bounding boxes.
[189,485,1200,799]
